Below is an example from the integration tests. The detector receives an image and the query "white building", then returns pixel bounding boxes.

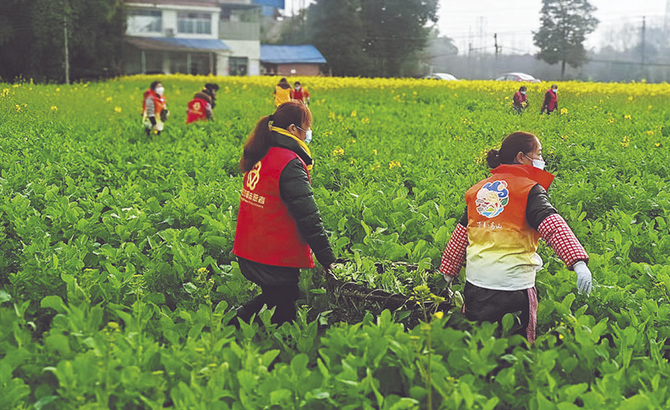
[124,0,262,76]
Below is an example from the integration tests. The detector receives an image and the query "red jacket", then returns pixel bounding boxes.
[233,147,315,268]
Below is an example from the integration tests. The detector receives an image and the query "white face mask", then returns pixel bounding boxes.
[155,86,164,95]
[525,154,545,170]
[552,89,558,94]
[297,125,312,144]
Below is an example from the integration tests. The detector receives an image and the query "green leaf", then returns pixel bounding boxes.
[40,296,68,313]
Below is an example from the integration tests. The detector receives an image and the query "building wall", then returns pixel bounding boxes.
[126,3,220,39]
[223,40,260,76]
[269,63,321,77]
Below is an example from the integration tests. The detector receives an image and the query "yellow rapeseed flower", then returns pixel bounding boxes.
[333,147,345,156]
[106,97,113,102]
[15,105,21,112]
[389,161,401,169]
[621,136,630,148]
[624,114,632,120]
[114,107,122,113]
[560,107,568,115]
[350,110,357,117]
[434,311,444,319]
[51,106,58,111]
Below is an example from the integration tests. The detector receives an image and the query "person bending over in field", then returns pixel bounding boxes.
[513,86,528,114]
[439,132,592,343]
[186,84,216,124]
[142,81,169,136]
[273,78,293,108]
[233,101,335,325]
[540,84,558,115]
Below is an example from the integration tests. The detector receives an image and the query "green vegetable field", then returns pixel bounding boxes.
[1,76,670,409]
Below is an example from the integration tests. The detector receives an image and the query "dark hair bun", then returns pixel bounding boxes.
[486,149,502,169]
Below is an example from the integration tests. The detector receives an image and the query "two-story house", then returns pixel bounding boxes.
[124,0,263,76]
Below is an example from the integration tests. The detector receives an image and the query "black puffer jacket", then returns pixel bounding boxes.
[273,132,336,267]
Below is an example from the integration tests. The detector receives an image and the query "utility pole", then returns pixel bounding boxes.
[494,33,499,58]
[63,15,70,84]
[641,16,646,67]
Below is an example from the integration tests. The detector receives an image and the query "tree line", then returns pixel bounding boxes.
[0,0,125,82]
[0,0,603,82]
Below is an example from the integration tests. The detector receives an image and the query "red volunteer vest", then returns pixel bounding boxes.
[546,89,557,112]
[186,98,208,124]
[514,91,527,106]
[233,147,315,268]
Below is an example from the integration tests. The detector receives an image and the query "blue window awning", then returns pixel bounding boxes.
[260,45,326,64]
[126,36,231,52]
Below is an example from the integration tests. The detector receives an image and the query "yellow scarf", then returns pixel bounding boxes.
[270,126,313,171]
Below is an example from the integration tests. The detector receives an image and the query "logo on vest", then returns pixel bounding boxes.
[475,180,509,218]
[246,162,261,191]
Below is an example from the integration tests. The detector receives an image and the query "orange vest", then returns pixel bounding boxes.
[464,164,554,290]
[186,97,209,124]
[143,90,166,116]
[274,85,292,107]
[233,147,315,268]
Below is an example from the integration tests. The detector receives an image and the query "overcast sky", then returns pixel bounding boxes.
[285,0,668,55]
[438,0,668,55]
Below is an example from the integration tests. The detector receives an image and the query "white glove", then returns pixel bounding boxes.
[573,261,592,295]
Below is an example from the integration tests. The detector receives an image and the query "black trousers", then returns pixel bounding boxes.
[463,281,534,338]
[236,257,300,325]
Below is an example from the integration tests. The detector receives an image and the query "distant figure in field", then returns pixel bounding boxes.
[142,81,168,136]
[273,78,293,107]
[513,86,528,114]
[540,84,558,115]
[186,83,219,124]
[292,81,311,105]
[203,83,219,109]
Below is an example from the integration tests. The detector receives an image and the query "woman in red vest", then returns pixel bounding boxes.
[512,86,528,114]
[186,87,214,124]
[439,132,592,342]
[540,84,558,114]
[233,101,335,325]
[142,81,168,136]
[292,81,311,105]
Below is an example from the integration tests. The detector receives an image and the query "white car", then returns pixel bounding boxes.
[494,72,541,83]
[424,73,459,81]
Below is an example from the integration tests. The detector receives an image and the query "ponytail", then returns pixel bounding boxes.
[486,149,501,168]
[239,116,273,172]
[487,132,538,168]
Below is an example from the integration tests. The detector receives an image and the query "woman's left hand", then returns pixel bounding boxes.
[573,261,592,295]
